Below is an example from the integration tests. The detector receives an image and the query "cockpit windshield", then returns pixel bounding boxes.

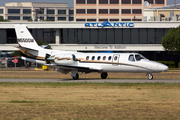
[135,54,147,61]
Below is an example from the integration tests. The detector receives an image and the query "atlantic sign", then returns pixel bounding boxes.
[85,21,134,28]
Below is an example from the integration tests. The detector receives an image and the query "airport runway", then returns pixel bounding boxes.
[0,78,180,83]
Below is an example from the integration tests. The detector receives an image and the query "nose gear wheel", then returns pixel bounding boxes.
[147,73,153,80]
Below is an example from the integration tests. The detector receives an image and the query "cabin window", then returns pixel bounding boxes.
[86,56,89,60]
[129,54,135,61]
[97,56,101,60]
[103,56,106,60]
[114,56,117,60]
[108,56,112,60]
[92,56,95,60]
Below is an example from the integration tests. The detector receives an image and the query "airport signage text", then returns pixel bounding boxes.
[94,45,126,50]
[85,21,134,28]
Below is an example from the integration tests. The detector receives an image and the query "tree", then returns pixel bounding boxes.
[0,16,9,22]
[11,51,23,57]
[43,19,52,21]
[28,18,33,22]
[0,16,3,21]
[162,26,180,56]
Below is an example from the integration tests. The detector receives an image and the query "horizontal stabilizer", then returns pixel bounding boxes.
[16,46,38,52]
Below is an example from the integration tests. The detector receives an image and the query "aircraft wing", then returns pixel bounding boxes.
[56,64,102,72]
[46,56,102,73]
[45,64,101,74]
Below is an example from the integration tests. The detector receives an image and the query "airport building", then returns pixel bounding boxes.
[74,0,167,22]
[0,21,179,61]
[0,1,179,62]
[0,2,74,22]
[144,4,180,21]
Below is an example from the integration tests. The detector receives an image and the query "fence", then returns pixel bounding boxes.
[0,57,37,68]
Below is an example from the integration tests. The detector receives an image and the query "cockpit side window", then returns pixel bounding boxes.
[129,54,135,62]
[135,54,146,61]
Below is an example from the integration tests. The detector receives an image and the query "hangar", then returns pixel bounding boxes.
[0,21,179,61]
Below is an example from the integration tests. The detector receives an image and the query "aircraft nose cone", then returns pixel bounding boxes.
[161,64,169,72]
[149,61,169,72]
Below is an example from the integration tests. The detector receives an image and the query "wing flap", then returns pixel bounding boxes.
[56,65,102,72]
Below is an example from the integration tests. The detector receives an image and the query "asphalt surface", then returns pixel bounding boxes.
[0,78,180,83]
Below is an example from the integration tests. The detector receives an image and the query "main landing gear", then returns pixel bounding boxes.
[147,73,153,80]
[71,72,108,80]
[101,72,108,79]
[73,73,79,80]
[71,71,79,80]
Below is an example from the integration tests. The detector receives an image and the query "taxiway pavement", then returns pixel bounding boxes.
[0,78,179,83]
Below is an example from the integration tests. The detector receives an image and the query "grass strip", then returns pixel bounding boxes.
[0,82,180,120]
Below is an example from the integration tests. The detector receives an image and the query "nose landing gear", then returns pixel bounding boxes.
[147,73,153,80]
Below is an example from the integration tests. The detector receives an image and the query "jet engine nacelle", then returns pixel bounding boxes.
[53,54,76,65]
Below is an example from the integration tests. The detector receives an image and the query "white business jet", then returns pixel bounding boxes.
[14,24,168,80]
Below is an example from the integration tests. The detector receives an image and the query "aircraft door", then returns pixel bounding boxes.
[112,54,120,66]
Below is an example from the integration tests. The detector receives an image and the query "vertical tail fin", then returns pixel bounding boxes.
[14,24,39,50]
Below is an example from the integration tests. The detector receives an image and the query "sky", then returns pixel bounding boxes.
[0,0,179,7]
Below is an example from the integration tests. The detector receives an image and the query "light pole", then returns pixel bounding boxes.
[32,7,44,21]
